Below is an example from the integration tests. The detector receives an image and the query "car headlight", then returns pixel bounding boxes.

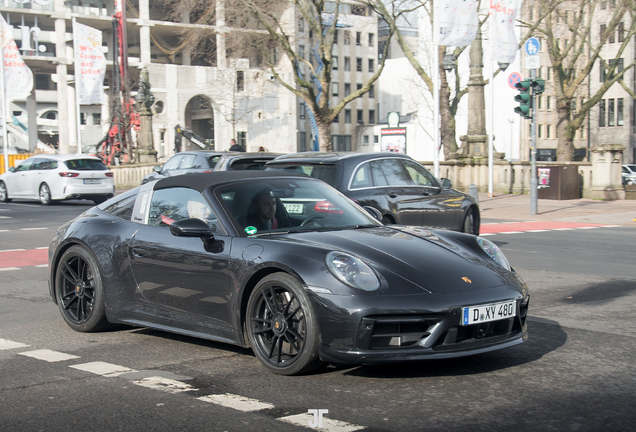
[476,237,511,270]
[325,251,380,292]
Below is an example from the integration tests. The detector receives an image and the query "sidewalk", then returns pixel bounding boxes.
[478,193,636,225]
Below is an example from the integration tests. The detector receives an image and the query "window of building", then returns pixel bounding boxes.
[547,96,551,110]
[571,98,576,112]
[42,110,57,120]
[609,99,615,126]
[332,82,339,96]
[580,126,585,139]
[344,30,350,45]
[272,47,278,63]
[345,109,351,123]
[538,96,542,110]
[356,32,361,46]
[610,29,615,44]
[344,57,350,71]
[538,124,542,138]
[547,125,551,138]
[529,7,533,21]
[547,67,551,81]
[299,131,307,152]
[600,24,606,40]
[368,58,374,72]
[333,113,339,123]
[369,84,375,99]
[92,113,101,125]
[334,30,338,44]
[618,98,624,126]
[237,71,245,92]
[599,99,606,127]
[363,135,369,144]
[351,4,367,16]
[332,135,352,151]
[300,102,306,119]
[357,109,363,124]
[237,132,247,149]
[356,57,362,72]
[618,22,625,42]
[374,135,379,144]
[299,45,305,59]
[356,83,362,91]
[345,83,351,96]
[368,33,374,47]
[80,113,87,125]
[332,56,338,70]
[299,17,304,33]
[369,109,375,124]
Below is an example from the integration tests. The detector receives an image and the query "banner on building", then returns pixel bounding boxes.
[0,14,33,101]
[73,21,106,104]
[436,0,479,47]
[490,0,524,64]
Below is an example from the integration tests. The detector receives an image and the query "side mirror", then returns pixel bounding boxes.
[441,178,452,189]
[153,165,162,173]
[9,167,16,173]
[170,218,215,238]
[362,206,382,221]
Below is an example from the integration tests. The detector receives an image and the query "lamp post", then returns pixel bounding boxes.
[135,67,157,163]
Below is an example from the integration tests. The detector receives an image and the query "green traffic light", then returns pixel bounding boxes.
[514,79,532,119]
[531,78,545,94]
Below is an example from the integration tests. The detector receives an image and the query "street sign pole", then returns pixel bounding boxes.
[530,68,538,215]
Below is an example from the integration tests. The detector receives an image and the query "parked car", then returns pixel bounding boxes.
[622,164,636,185]
[213,152,282,171]
[141,150,225,184]
[48,171,528,375]
[265,152,480,235]
[0,154,114,205]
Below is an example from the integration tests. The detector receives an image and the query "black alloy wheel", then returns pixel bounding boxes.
[462,208,476,235]
[39,183,52,205]
[55,245,109,332]
[246,273,323,375]
[0,181,10,202]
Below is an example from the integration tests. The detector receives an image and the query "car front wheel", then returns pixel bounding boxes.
[462,207,478,235]
[39,183,52,205]
[55,245,110,332]
[0,181,10,202]
[246,273,323,375]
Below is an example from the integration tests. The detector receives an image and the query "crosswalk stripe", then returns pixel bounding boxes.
[0,338,29,350]
[198,394,275,412]
[70,361,136,376]
[19,349,80,362]
[278,413,365,431]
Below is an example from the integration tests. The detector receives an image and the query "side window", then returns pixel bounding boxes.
[179,155,197,169]
[403,160,439,187]
[194,156,207,169]
[207,155,221,168]
[40,159,58,170]
[15,160,33,172]
[351,162,373,189]
[29,158,44,170]
[147,187,220,232]
[162,155,182,172]
[98,189,137,220]
[376,159,409,186]
[370,161,388,186]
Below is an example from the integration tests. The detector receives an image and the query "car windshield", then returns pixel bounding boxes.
[216,177,380,236]
[264,163,338,187]
[64,159,108,171]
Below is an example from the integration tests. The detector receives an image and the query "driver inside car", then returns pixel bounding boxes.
[245,188,292,232]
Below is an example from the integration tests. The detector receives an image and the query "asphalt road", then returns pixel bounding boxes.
[1,200,635,432]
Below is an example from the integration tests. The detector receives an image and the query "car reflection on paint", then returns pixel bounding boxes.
[49,171,528,375]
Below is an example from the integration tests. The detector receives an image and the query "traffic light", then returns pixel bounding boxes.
[531,78,545,95]
[514,79,531,119]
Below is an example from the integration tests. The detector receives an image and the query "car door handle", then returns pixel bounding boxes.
[131,247,147,257]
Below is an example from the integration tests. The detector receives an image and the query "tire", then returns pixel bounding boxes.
[0,181,10,203]
[39,183,52,205]
[55,245,110,332]
[462,207,477,235]
[381,216,394,225]
[246,273,324,375]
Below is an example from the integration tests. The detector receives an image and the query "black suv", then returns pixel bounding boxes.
[264,152,479,235]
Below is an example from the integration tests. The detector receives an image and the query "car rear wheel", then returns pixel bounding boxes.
[246,273,323,375]
[462,207,477,235]
[55,245,110,332]
[381,216,394,225]
[39,183,52,205]
[0,181,11,202]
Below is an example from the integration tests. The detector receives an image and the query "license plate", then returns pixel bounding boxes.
[284,203,304,214]
[84,179,101,184]
[461,301,516,326]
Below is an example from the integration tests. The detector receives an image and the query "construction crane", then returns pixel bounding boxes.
[174,125,214,152]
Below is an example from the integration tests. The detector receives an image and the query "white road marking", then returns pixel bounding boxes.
[0,248,25,252]
[0,338,29,350]
[0,216,11,219]
[577,226,599,229]
[479,233,497,236]
[0,230,8,232]
[602,225,622,228]
[278,413,365,431]
[198,394,275,412]
[526,229,550,232]
[34,264,48,268]
[70,361,136,377]
[20,227,48,231]
[36,247,49,250]
[552,228,574,231]
[19,349,80,362]
[0,267,20,271]
[499,231,524,234]
[132,376,197,394]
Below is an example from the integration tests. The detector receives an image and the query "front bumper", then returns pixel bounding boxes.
[309,286,529,365]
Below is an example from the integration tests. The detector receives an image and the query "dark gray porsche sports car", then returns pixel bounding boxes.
[48,171,529,375]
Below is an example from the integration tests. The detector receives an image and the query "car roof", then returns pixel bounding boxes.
[176,150,225,156]
[153,170,308,193]
[220,152,282,160]
[269,151,412,163]
[27,154,103,161]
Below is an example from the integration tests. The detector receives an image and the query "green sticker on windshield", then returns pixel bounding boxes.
[245,226,257,235]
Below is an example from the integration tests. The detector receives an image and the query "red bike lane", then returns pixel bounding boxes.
[0,249,49,269]
[480,221,607,234]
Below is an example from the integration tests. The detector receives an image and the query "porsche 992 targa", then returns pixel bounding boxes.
[48,171,529,375]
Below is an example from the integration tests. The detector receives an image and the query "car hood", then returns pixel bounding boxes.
[279,226,516,295]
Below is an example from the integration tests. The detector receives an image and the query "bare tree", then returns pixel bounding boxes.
[523,0,636,161]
